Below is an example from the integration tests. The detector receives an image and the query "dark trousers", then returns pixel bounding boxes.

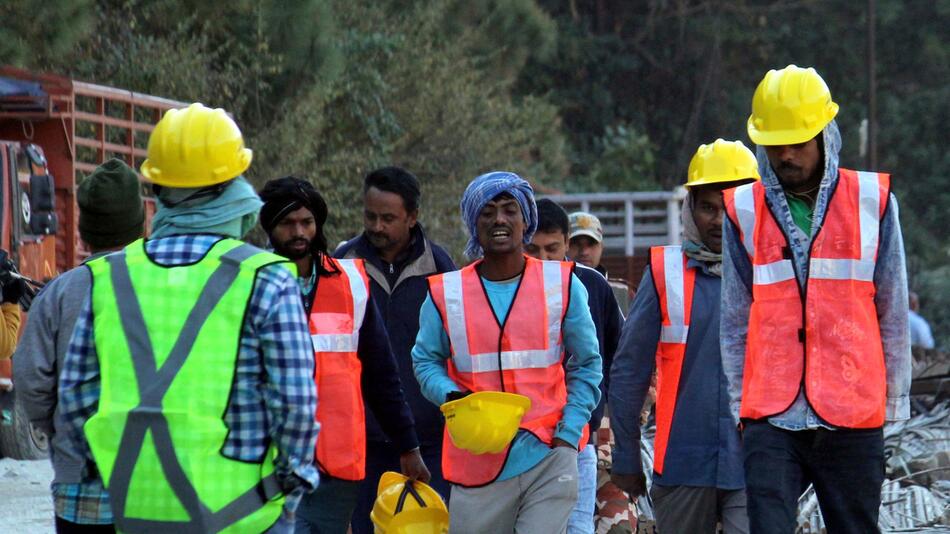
[742,421,884,534]
[350,440,449,534]
[295,476,361,534]
[55,517,115,533]
[651,485,749,533]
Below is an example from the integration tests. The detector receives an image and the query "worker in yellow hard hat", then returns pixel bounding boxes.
[412,171,603,533]
[721,65,911,532]
[609,139,757,533]
[59,102,320,532]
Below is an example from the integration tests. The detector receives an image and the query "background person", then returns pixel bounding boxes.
[527,198,622,534]
[611,139,758,533]
[334,166,456,533]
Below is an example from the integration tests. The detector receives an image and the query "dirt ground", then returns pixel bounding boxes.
[0,458,54,533]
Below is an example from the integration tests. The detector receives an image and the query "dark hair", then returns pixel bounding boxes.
[363,166,421,212]
[258,175,329,255]
[535,198,569,236]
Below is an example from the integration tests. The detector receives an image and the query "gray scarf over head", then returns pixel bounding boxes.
[681,189,723,277]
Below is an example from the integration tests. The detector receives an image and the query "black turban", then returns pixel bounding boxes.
[258,176,329,254]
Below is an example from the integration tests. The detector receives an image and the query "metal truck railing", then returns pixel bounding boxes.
[542,189,687,257]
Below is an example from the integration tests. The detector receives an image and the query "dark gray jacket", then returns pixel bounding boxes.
[13,252,109,483]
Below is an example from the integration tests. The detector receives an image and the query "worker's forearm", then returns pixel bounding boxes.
[411,295,459,406]
[610,270,661,474]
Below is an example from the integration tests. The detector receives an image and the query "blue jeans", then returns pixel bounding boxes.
[742,421,884,534]
[567,443,597,534]
[294,476,361,534]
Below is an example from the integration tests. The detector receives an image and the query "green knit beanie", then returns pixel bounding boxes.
[78,158,145,249]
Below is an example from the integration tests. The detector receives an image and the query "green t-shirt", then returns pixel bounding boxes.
[785,194,814,236]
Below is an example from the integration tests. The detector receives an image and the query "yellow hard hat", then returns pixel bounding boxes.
[439,391,531,455]
[686,139,760,188]
[371,471,449,534]
[747,65,839,146]
[140,103,252,188]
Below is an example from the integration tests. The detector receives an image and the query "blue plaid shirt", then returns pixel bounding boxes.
[58,235,320,523]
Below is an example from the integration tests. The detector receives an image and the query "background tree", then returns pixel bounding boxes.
[4,0,946,347]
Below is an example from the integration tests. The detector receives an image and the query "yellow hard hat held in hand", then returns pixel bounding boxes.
[371,471,449,534]
[686,139,760,188]
[440,391,531,455]
[141,103,252,188]
[747,65,839,146]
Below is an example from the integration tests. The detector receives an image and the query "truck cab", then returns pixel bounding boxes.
[0,67,184,459]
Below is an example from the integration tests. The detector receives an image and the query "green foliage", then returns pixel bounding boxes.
[0,0,95,67]
[3,0,945,343]
[570,124,658,192]
[248,0,567,256]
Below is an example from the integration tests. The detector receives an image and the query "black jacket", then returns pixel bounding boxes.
[334,226,456,447]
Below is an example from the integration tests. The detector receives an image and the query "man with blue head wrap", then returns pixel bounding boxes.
[459,171,538,260]
[413,171,603,533]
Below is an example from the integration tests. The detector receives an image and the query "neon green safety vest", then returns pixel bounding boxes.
[84,237,297,533]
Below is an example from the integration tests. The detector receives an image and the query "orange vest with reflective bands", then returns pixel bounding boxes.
[309,256,371,480]
[723,169,890,428]
[428,256,588,487]
[649,246,696,475]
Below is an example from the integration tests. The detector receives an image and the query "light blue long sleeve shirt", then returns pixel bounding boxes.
[412,271,602,481]
[720,120,912,430]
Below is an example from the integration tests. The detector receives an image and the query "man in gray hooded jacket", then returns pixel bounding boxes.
[721,65,911,533]
[14,158,145,531]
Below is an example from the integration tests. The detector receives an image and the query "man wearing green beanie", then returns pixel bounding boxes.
[14,157,145,532]
[77,158,146,249]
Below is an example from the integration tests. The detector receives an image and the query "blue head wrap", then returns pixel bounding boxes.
[460,171,537,259]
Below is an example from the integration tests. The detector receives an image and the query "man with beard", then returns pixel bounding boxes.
[333,167,455,533]
[413,171,602,533]
[721,65,911,532]
[258,176,429,534]
[611,140,759,533]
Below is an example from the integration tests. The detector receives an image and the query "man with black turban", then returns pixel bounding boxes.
[259,176,429,534]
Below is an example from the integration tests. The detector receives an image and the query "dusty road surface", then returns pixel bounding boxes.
[0,458,54,533]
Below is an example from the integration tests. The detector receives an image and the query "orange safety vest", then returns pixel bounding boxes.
[649,246,696,475]
[309,256,371,480]
[428,256,588,487]
[723,169,890,428]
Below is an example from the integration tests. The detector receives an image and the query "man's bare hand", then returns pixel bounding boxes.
[610,471,647,497]
[400,448,432,483]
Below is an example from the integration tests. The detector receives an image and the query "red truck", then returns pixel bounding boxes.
[0,66,185,458]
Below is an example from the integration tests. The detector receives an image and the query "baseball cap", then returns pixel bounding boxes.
[568,211,603,243]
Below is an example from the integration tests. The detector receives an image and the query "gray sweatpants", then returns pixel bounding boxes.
[449,446,579,534]
[650,485,749,534]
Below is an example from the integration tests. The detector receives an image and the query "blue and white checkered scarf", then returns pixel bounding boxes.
[460,171,537,259]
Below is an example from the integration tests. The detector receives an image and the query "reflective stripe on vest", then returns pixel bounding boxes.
[649,246,696,475]
[84,239,288,533]
[440,260,564,373]
[428,257,586,487]
[310,258,369,353]
[730,170,883,284]
[723,169,890,428]
[310,257,370,480]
